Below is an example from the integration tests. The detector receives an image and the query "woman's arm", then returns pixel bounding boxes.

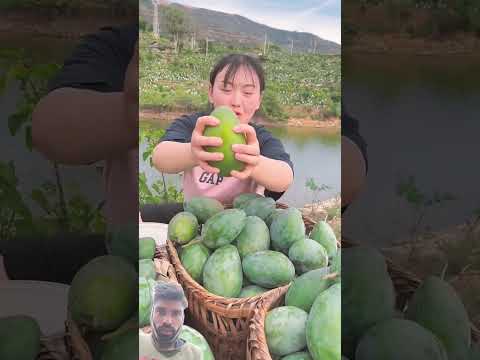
[251,156,294,192]
[32,88,137,165]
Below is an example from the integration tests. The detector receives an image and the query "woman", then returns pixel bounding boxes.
[141,54,294,223]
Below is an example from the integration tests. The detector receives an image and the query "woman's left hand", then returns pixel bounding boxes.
[231,124,261,180]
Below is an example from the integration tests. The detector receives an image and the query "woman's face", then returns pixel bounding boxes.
[208,65,262,123]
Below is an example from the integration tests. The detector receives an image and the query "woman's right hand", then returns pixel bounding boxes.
[190,116,224,174]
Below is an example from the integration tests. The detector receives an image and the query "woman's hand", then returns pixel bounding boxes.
[190,116,224,174]
[231,124,261,179]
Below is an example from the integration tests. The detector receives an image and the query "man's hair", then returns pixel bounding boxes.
[210,53,265,93]
[153,282,188,309]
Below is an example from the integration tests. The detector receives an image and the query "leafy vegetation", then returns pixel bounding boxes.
[139,124,184,205]
[344,0,480,39]
[140,30,341,121]
[0,49,106,243]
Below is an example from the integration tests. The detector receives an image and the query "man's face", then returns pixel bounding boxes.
[152,299,184,337]
[208,65,262,124]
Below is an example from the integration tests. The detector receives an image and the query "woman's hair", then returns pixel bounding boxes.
[209,54,265,93]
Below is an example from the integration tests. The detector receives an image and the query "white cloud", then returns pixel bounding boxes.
[170,0,341,43]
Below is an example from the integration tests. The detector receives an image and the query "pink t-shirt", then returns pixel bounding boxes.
[183,166,265,204]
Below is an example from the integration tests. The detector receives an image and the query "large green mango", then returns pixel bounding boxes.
[180,241,210,284]
[288,238,328,274]
[0,315,41,360]
[203,106,246,177]
[184,196,224,224]
[180,325,215,360]
[100,329,138,360]
[203,245,243,297]
[270,207,305,253]
[285,267,332,312]
[342,246,395,348]
[266,306,309,356]
[306,283,341,360]
[355,319,448,360]
[309,221,337,258]
[201,208,246,249]
[168,211,199,245]
[236,216,270,259]
[406,276,471,360]
[242,250,295,288]
[68,255,137,332]
[242,196,276,221]
[139,277,152,328]
[139,236,156,260]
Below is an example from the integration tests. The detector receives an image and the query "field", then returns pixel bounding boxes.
[140,31,341,122]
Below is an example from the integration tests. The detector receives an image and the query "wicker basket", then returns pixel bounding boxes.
[37,333,71,360]
[246,236,479,360]
[166,203,319,360]
[65,245,175,359]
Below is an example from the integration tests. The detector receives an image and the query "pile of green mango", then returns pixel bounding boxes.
[170,194,339,299]
[169,194,340,360]
[341,246,478,360]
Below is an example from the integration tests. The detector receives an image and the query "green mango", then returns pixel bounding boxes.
[69,255,137,332]
[168,211,199,245]
[309,221,337,258]
[238,285,268,298]
[139,237,156,260]
[236,216,270,259]
[180,242,210,284]
[184,196,224,224]
[233,193,262,209]
[266,306,308,356]
[243,250,295,288]
[201,208,246,249]
[270,207,305,253]
[203,245,243,297]
[306,283,341,360]
[180,325,215,360]
[203,106,246,177]
[288,238,328,274]
[285,267,333,312]
[0,315,41,360]
[406,276,472,360]
[355,319,448,360]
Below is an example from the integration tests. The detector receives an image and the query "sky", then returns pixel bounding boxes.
[170,0,341,44]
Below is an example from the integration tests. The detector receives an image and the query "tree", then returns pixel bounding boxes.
[162,5,190,53]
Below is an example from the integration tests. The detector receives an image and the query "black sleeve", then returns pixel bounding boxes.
[160,113,205,143]
[341,109,368,213]
[253,124,294,202]
[341,110,368,172]
[48,24,138,93]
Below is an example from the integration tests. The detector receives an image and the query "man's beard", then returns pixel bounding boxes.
[150,310,183,351]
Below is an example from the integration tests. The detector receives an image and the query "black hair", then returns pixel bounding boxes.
[209,54,265,93]
[153,282,187,308]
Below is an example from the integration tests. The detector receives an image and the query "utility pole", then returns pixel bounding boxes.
[152,0,160,37]
[290,39,293,55]
[313,40,317,54]
[206,36,209,56]
[263,32,267,55]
